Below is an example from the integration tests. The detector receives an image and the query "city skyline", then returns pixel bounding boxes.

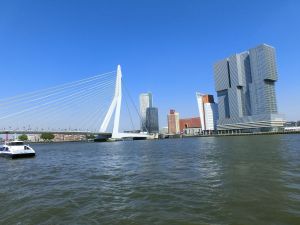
[0,1,300,129]
[1,2,299,224]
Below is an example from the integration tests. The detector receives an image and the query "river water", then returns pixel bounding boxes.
[0,135,299,225]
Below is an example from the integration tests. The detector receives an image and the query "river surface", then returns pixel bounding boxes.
[0,135,300,225]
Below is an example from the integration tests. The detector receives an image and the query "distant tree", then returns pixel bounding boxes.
[40,133,55,141]
[18,134,28,141]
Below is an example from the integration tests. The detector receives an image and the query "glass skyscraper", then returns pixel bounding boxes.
[214,44,285,131]
[139,93,153,131]
[146,107,159,133]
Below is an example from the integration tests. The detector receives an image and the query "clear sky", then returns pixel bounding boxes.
[0,0,300,129]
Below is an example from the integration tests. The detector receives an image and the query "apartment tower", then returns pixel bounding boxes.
[214,44,285,131]
[167,109,180,134]
[139,93,153,131]
[196,93,218,132]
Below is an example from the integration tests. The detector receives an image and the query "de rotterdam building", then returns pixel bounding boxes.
[214,44,285,131]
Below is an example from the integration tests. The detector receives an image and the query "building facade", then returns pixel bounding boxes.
[167,109,180,134]
[214,44,285,131]
[196,93,218,132]
[139,93,153,131]
[179,117,201,133]
[182,127,202,136]
[146,107,159,133]
[27,134,41,142]
[159,126,168,134]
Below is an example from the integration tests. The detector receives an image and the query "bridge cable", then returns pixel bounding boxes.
[121,79,149,133]
[0,71,115,105]
[123,90,135,131]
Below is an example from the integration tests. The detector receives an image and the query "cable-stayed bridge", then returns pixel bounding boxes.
[0,65,152,140]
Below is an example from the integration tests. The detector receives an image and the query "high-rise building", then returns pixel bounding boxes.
[146,107,159,133]
[214,44,285,131]
[139,93,153,131]
[196,93,218,132]
[167,109,180,134]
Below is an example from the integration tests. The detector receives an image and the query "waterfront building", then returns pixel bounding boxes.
[285,121,297,127]
[214,44,285,131]
[167,109,180,134]
[54,134,86,142]
[196,93,218,132]
[27,134,41,142]
[146,107,159,133]
[179,117,201,135]
[159,126,168,134]
[284,126,300,132]
[182,127,202,136]
[139,93,153,131]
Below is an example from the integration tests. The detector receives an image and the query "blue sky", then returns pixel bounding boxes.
[0,0,300,129]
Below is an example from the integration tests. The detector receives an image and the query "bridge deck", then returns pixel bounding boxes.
[0,130,111,135]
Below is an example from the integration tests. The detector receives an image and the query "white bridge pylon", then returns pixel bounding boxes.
[99,65,151,139]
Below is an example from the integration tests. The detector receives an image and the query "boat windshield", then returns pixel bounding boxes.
[7,141,24,146]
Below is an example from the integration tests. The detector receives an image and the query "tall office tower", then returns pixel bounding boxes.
[214,44,285,131]
[167,109,180,134]
[146,107,159,133]
[196,93,218,131]
[139,93,153,131]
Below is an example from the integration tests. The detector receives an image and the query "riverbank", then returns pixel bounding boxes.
[3,131,299,144]
[183,130,300,138]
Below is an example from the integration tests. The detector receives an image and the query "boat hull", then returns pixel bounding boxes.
[94,133,112,142]
[0,153,35,159]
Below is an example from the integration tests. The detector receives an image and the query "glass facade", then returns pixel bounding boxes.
[214,44,285,131]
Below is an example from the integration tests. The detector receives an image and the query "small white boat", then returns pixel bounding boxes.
[0,141,35,159]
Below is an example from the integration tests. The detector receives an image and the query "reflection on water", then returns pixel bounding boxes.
[0,135,299,225]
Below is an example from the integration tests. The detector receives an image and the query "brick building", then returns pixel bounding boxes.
[167,109,180,134]
[179,117,201,133]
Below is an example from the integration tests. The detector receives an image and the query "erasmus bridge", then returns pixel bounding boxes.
[0,65,151,140]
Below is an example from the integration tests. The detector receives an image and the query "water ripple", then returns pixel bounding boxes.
[0,135,300,224]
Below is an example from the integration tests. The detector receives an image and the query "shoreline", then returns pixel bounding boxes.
[2,131,299,144]
[182,130,300,138]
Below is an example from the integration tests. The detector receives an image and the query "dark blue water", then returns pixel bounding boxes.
[0,135,300,225]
